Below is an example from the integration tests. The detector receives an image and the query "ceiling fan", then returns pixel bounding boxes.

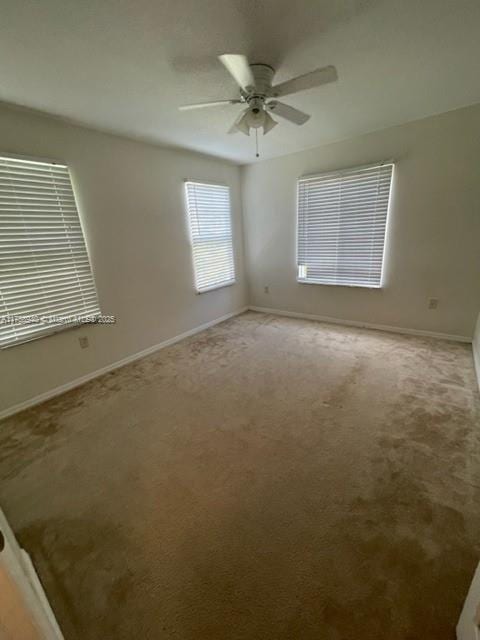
[179,54,338,143]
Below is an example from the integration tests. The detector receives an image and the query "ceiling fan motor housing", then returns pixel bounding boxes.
[247,64,275,99]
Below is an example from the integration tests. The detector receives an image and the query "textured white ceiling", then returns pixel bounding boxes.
[1,0,480,164]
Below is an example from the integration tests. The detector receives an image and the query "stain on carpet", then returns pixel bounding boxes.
[0,311,479,639]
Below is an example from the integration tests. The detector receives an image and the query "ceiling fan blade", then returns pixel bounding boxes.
[219,54,255,91]
[266,101,310,125]
[271,65,337,98]
[179,99,241,111]
[263,111,278,135]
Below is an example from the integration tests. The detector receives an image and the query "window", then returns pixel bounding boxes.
[0,154,100,348]
[185,181,235,293]
[297,162,393,288]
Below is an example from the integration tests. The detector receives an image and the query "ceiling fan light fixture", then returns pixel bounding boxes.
[245,105,266,129]
[263,111,278,135]
[234,111,251,136]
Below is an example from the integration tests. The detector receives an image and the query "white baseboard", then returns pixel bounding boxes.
[0,307,248,421]
[248,306,472,343]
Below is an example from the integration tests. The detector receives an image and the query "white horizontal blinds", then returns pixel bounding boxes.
[297,163,393,288]
[185,181,235,292]
[0,155,100,347]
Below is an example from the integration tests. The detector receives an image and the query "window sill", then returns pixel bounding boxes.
[196,280,236,294]
[0,316,104,350]
[297,278,382,290]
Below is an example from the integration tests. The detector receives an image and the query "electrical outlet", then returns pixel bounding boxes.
[79,336,89,349]
[264,285,270,294]
[428,297,439,310]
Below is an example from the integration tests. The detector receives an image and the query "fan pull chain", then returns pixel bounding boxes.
[255,128,259,158]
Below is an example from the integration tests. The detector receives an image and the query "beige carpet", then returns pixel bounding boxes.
[1,311,479,639]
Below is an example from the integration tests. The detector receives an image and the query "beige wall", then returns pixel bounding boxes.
[0,105,247,413]
[242,104,480,339]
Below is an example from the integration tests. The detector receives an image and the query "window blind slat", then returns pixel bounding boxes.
[185,182,235,293]
[297,163,393,288]
[0,155,101,347]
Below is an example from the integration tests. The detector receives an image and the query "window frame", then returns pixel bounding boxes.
[184,179,236,294]
[0,152,101,349]
[296,161,394,290]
